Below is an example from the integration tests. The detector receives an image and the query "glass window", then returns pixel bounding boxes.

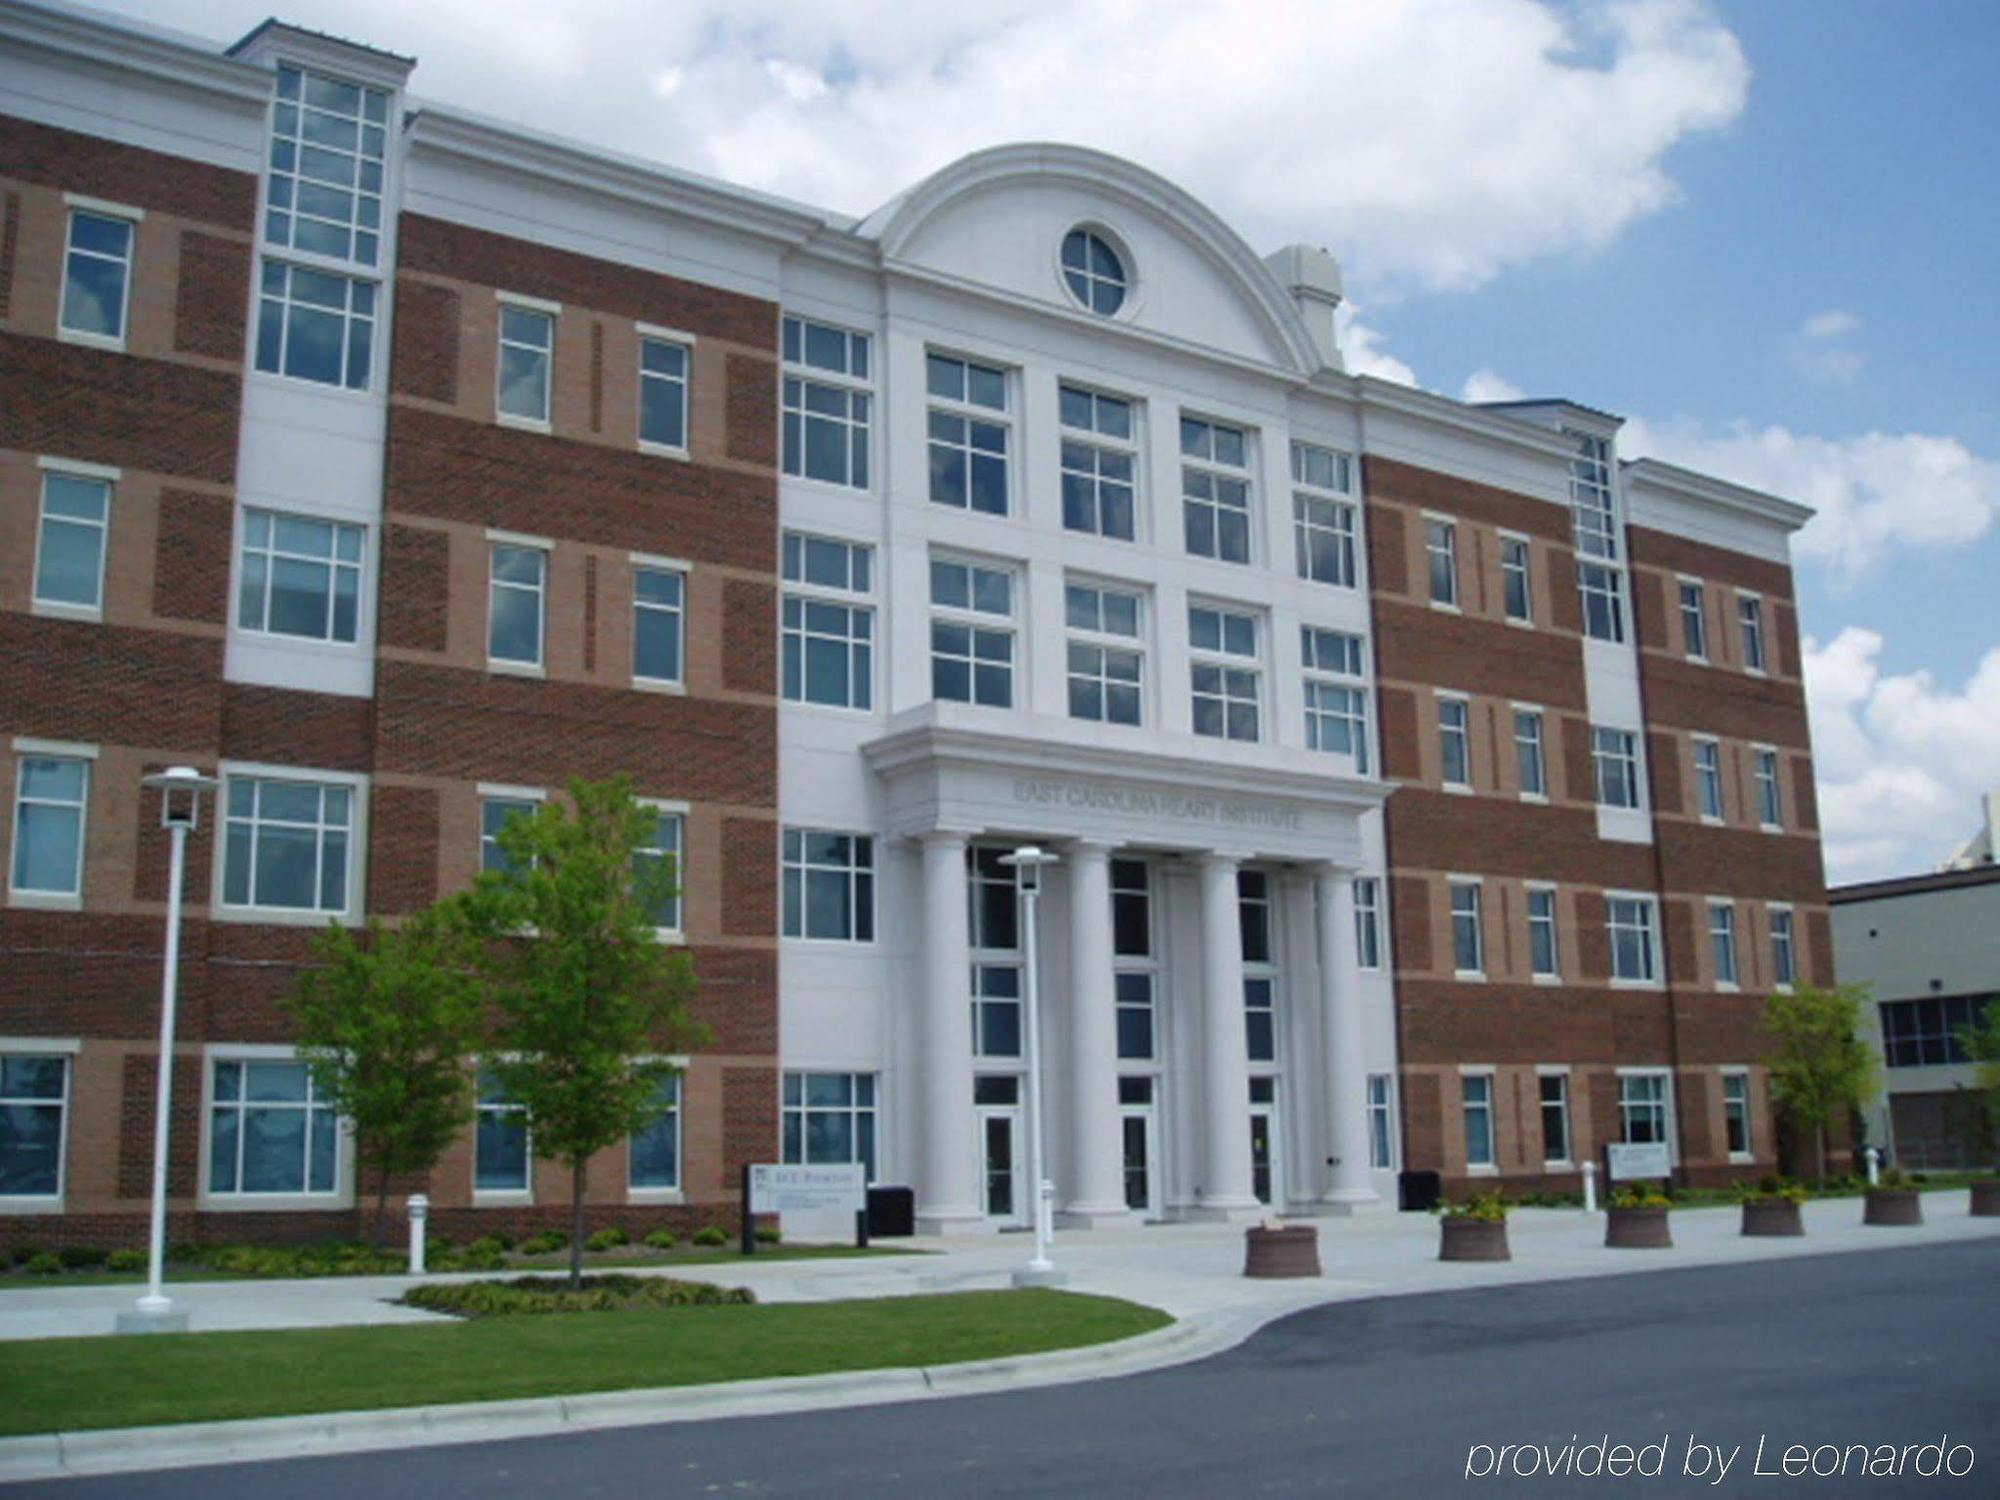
[266,65,389,265]
[1113,859,1155,1060]
[1115,971,1155,1061]
[475,1068,529,1191]
[1066,583,1144,726]
[1540,1073,1571,1163]
[496,305,553,423]
[1528,887,1559,977]
[927,353,1010,514]
[781,316,871,489]
[1438,698,1471,788]
[1608,896,1658,982]
[1354,877,1383,969]
[639,338,689,451]
[1579,561,1625,643]
[33,471,111,614]
[1880,995,1996,1068]
[209,1058,338,1195]
[11,756,89,899]
[629,1072,681,1190]
[1739,596,1767,671]
[930,559,1014,708]
[971,963,1022,1058]
[480,796,538,876]
[633,567,684,684]
[1679,580,1707,659]
[0,1055,69,1197]
[60,209,134,341]
[1593,727,1641,809]
[1240,869,1278,1064]
[784,532,872,593]
[1189,604,1259,742]
[1755,748,1783,828]
[1709,902,1738,986]
[255,259,375,389]
[1425,518,1457,606]
[1694,739,1725,820]
[1061,228,1127,314]
[1502,536,1532,622]
[221,775,353,914]
[1367,1074,1395,1169]
[1181,417,1252,564]
[1463,1074,1495,1168]
[237,508,363,643]
[1060,386,1138,540]
[1515,709,1546,798]
[1619,1072,1669,1146]
[1569,431,1618,561]
[783,829,874,942]
[782,532,874,711]
[1302,627,1369,770]
[488,544,546,667]
[1293,443,1357,587]
[1451,882,1483,975]
[635,811,683,932]
[967,844,1019,954]
[781,1071,877,1181]
[1770,907,1796,987]
[1722,1072,1752,1157]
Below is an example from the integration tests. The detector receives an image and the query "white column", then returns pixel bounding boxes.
[1063,840,1131,1226]
[1196,851,1260,1220]
[916,831,982,1232]
[1319,864,1380,1210]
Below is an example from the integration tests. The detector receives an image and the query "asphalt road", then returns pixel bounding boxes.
[22,1239,1998,1498]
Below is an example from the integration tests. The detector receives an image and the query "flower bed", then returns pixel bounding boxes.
[402,1273,755,1317]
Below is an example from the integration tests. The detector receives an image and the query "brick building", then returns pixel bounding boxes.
[0,1,1829,1247]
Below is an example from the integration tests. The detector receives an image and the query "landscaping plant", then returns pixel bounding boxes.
[1762,981,1879,1181]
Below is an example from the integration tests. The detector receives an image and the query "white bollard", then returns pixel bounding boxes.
[1863,1145,1880,1187]
[408,1193,429,1275]
[1581,1161,1598,1214]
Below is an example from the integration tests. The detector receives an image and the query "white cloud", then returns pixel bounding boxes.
[1801,309,1859,341]
[1790,309,1864,381]
[116,0,1750,295]
[1336,305,1419,386]
[1460,368,1527,403]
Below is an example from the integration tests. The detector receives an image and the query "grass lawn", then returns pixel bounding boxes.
[0,1290,1170,1436]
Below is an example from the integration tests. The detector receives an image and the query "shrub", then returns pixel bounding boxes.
[690,1225,729,1248]
[401,1273,755,1317]
[191,1242,405,1278]
[1739,1175,1807,1205]
[517,1231,568,1256]
[6,1245,43,1269]
[643,1229,678,1250]
[22,1253,62,1275]
[1609,1185,1671,1210]
[106,1248,147,1273]
[1877,1168,1911,1189]
[754,1225,782,1244]
[1437,1190,1507,1223]
[57,1246,109,1270]
[585,1227,629,1253]
[465,1235,510,1257]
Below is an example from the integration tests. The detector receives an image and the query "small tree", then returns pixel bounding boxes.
[1762,981,1879,1181]
[455,776,702,1287]
[287,909,486,1246]
[1955,1001,2000,1170]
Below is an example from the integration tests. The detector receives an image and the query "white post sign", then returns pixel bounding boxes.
[1605,1142,1672,1181]
[748,1163,865,1215]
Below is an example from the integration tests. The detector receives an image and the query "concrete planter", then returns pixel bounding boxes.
[1970,1179,2000,1218]
[1863,1187,1923,1226]
[1243,1224,1321,1278]
[1740,1199,1804,1237]
[1437,1216,1511,1262]
[1604,1205,1673,1249]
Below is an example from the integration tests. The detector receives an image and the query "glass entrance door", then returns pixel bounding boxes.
[1118,1076,1160,1219]
[1250,1075,1284,1210]
[974,1075,1025,1226]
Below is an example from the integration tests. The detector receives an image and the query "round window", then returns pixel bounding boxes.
[1061,228,1127,315]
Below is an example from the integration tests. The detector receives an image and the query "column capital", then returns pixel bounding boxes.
[1064,837,1116,859]
[1196,847,1254,872]
[1313,860,1362,882]
[915,826,975,850]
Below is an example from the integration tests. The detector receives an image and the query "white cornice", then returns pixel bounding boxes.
[1623,457,1814,533]
[0,0,269,109]
[1353,376,1580,463]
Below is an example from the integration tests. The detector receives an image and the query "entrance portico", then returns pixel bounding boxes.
[865,716,1393,1233]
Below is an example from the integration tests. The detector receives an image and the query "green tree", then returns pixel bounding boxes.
[286,909,486,1247]
[1761,981,1879,1181]
[455,776,702,1287]
[1954,1001,2000,1169]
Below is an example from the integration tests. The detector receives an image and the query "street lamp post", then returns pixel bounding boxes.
[1000,846,1064,1288]
[119,766,217,1335]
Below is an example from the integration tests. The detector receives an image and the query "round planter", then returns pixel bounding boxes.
[1243,1224,1321,1279]
[1604,1205,1673,1249]
[1740,1198,1804,1237]
[1969,1179,2000,1218]
[1438,1216,1511,1262]
[1863,1187,1923,1226]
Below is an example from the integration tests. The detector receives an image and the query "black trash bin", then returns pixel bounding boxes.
[1398,1169,1442,1212]
[867,1185,916,1238]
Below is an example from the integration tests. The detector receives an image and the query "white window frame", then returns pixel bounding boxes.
[1064,579,1146,728]
[1577,560,1626,644]
[1181,416,1254,565]
[1721,1068,1754,1162]
[9,739,96,910]
[1460,1068,1497,1173]
[254,257,378,392]
[782,534,876,713]
[627,1063,687,1200]
[1754,745,1784,831]
[1423,514,1459,609]
[1188,601,1262,743]
[200,1043,352,1209]
[1527,883,1560,981]
[1678,577,1708,661]
[781,1070,879,1182]
[1709,900,1739,990]
[637,324,694,458]
[1113,857,1158,1063]
[58,198,140,350]
[264,65,389,269]
[1616,1067,1676,1162]
[1592,726,1642,810]
[1292,442,1358,588]
[1739,592,1768,674]
[631,553,688,690]
[1606,892,1660,986]
[1769,903,1797,990]
[495,292,558,430]
[1354,876,1383,970]
[474,1062,533,1201]
[212,761,368,926]
[1449,877,1485,979]
[0,1042,78,1206]
[1693,736,1725,823]
[1059,384,1140,541]
[1366,1072,1396,1170]
[1500,532,1533,624]
[782,828,876,944]
[637,800,688,941]
[926,350,1012,516]
[32,458,117,622]
[1513,705,1547,802]
[1239,867,1281,1067]
[1302,626,1370,771]
[781,314,873,491]
[1536,1065,1573,1168]
[236,506,366,646]
[929,555,1017,710]
[478,783,546,877]
[1437,693,1472,791]
[486,529,551,676]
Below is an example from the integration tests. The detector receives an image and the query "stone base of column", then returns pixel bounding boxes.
[1185,1196,1268,1225]
[915,1207,994,1236]
[1315,1189,1385,1217]
[1057,1202,1140,1230]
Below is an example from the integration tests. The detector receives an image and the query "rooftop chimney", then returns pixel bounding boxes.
[1264,244,1344,373]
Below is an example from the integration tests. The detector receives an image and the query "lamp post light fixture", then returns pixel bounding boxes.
[118,766,217,1335]
[999,845,1064,1288]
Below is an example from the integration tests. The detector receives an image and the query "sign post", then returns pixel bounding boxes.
[747,1163,867,1251]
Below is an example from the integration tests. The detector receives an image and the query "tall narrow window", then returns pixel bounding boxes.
[1060,386,1138,540]
[1181,417,1252,564]
[238,509,363,644]
[475,1069,529,1192]
[1618,1072,1669,1146]
[60,209,135,343]
[1501,536,1532,622]
[782,532,873,711]
[1354,877,1383,969]
[1514,709,1546,798]
[930,558,1014,708]
[1679,580,1707,659]
[1438,697,1471,788]
[1694,738,1725,820]
[33,471,110,615]
[1240,870,1278,1063]
[927,353,1010,514]
[488,543,546,668]
[1292,443,1357,587]
[1540,1073,1571,1164]
[11,756,89,899]
[1570,430,1625,642]
[480,795,539,876]
[1755,748,1783,829]
[220,774,353,915]
[634,810,683,933]
[1367,1074,1395,1170]
[1450,881,1484,976]
[1527,886,1560,978]
[629,1073,681,1190]
[1189,604,1260,741]
[633,567,685,685]
[968,846,1022,1058]
[782,830,875,942]
[1709,902,1738,987]
[266,65,388,265]
[1065,582,1144,726]
[1578,562,1625,642]
[1425,518,1458,607]
[208,1058,338,1196]
[781,316,871,489]
[1463,1074,1495,1168]
[255,260,375,389]
[1770,907,1797,987]
[1113,858,1156,1061]
[1302,626,1369,769]
[0,1055,68,1197]
[1607,896,1658,982]
[1739,596,1767,672]
[1722,1072,1752,1157]
[639,337,690,452]
[496,303,554,424]
[1592,727,1641,809]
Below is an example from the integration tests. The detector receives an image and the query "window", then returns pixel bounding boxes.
[475,1069,529,1192]
[1709,902,1738,987]
[1722,1072,1752,1158]
[1450,881,1484,975]
[1060,386,1138,539]
[972,964,1022,1058]
[1578,562,1625,643]
[1189,604,1260,741]
[1425,518,1458,607]
[930,558,1015,708]
[1293,443,1357,587]
[1367,1074,1395,1169]
[1755,748,1783,829]
[1618,1072,1670,1147]
[480,795,539,876]
[1240,870,1278,1063]
[1679,580,1707,660]
[1438,697,1471,788]
[1607,896,1658,982]
[926,353,1010,515]
[33,469,111,616]
[1739,595,1767,672]
[639,337,690,451]
[631,566,685,685]
[781,316,871,488]
[488,543,546,668]
[1880,995,1996,1068]
[208,1058,338,1196]
[1354,877,1383,969]
[0,1055,68,1198]
[221,774,353,915]
[60,209,134,342]
[783,830,874,942]
[1113,858,1155,1060]
[1181,417,1252,564]
[635,810,683,933]
[1694,738,1725,820]
[266,65,388,265]
[1115,972,1156,1061]
[1570,431,1618,561]
[782,1072,877,1181]
[782,532,874,711]
[255,260,375,389]
[1592,727,1641,810]
[1061,227,1127,314]
[1462,1073,1495,1168]
[11,755,89,900]
[1769,906,1796,987]
[1302,627,1369,770]
[1501,536,1532,622]
[968,846,1022,1058]
[629,1073,681,1190]
[496,303,554,424]
[237,509,363,644]
[1514,709,1546,798]
[1540,1073,1571,1164]
[1064,582,1144,726]
[1528,886,1559,978]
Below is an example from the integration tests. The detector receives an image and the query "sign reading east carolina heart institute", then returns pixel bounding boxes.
[748,1163,866,1214]
[1605,1142,1672,1180]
